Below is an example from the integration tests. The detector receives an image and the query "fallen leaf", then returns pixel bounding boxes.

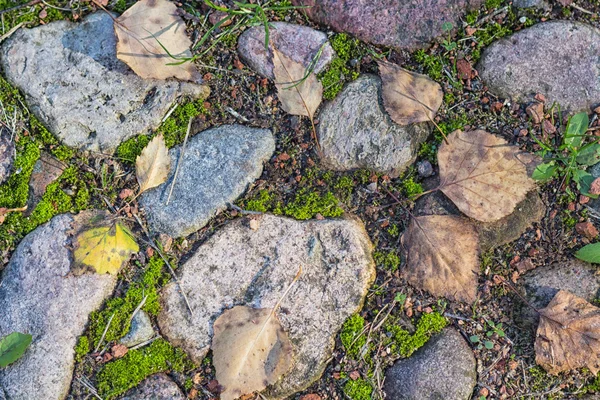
[111,343,128,358]
[136,134,171,193]
[576,221,598,239]
[378,60,443,125]
[114,0,200,81]
[272,48,322,120]
[536,290,600,374]
[438,130,535,222]
[72,211,139,275]
[402,215,479,303]
[590,177,600,195]
[0,332,32,367]
[212,305,293,400]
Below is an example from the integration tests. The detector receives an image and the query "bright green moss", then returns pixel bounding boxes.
[373,250,401,272]
[75,336,90,362]
[465,11,479,25]
[96,338,191,399]
[246,189,278,213]
[318,33,362,100]
[334,175,355,202]
[340,314,367,359]
[344,379,373,400]
[386,312,447,358]
[283,189,343,220]
[414,50,444,81]
[387,224,400,237]
[485,0,503,8]
[401,177,423,198]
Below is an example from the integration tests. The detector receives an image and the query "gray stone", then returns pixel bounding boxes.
[383,328,476,400]
[140,125,274,238]
[478,21,600,113]
[417,160,434,178]
[0,214,117,400]
[513,0,550,9]
[121,374,185,400]
[237,22,334,79]
[291,0,483,51]
[0,13,209,153]
[157,214,375,398]
[0,127,15,184]
[120,310,155,348]
[317,75,430,176]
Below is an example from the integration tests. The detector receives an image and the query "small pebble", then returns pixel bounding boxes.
[417,160,434,177]
[519,16,527,24]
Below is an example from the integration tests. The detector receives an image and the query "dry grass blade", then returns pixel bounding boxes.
[438,130,535,222]
[402,215,479,303]
[136,134,171,194]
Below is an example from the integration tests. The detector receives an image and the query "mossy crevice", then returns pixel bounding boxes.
[318,33,363,100]
[384,312,447,358]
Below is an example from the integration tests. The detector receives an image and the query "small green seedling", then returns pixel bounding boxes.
[0,332,32,367]
[441,22,457,52]
[469,321,505,350]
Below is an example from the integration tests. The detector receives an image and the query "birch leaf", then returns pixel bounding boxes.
[438,130,535,222]
[212,305,293,400]
[272,48,322,119]
[402,215,479,303]
[114,0,200,81]
[378,60,443,125]
[136,134,171,193]
[0,332,32,368]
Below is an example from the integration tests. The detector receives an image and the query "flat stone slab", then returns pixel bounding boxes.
[291,0,483,51]
[120,310,154,348]
[478,21,600,113]
[238,22,334,79]
[383,328,476,400]
[157,214,375,398]
[139,125,275,238]
[121,374,185,400]
[0,214,117,400]
[0,12,209,153]
[317,74,429,176]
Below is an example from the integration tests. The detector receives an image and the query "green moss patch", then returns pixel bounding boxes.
[373,250,401,272]
[318,33,363,100]
[385,312,447,358]
[283,189,343,220]
[340,314,367,359]
[344,378,373,400]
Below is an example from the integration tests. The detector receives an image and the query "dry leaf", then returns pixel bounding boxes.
[378,60,443,125]
[402,215,479,303]
[536,290,600,374]
[272,49,322,120]
[136,134,171,193]
[114,0,200,81]
[212,305,293,400]
[438,130,534,222]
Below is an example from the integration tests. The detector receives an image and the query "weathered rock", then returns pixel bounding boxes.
[383,328,476,400]
[0,13,209,153]
[26,152,66,215]
[121,374,185,400]
[0,126,15,184]
[513,0,550,9]
[120,310,155,348]
[478,21,600,113]
[237,22,334,79]
[317,75,430,176]
[157,214,375,398]
[140,125,275,238]
[291,0,483,51]
[0,214,117,400]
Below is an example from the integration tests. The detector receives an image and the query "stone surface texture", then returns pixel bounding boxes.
[157,214,375,398]
[121,374,185,400]
[0,127,15,185]
[0,214,117,400]
[317,74,429,176]
[478,21,600,112]
[291,0,483,51]
[513,0,549,9]
[237,22,334,79]
[120,310,155,348]
[383,328,476,400]
[140,125,275,238]
[0,13,209,153]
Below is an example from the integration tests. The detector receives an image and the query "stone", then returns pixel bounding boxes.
[417,160,434,178]
[478,21,600,113]
[513,0,550,8]
[291,0,483,51]
[26,152,66,215]
[121,374,185,400]
[157,214,375,398]
[383,328,476,400]
[526,102,544,124]
[237,22,334,79]
[576,221,599,239]
[120,310,155,348]
[0,13,209,153]
[139,125,275,238]
[317,75,430,176]
[0,127,15,184]
[0,214,117,400]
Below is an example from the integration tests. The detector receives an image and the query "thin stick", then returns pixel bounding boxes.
[76,377,103,400]
[166,117,192,205]
[0,22,24,43]
[0,0,41,15]
[129,336,159,351]
[94,312,115,353]
[129,294,147,322]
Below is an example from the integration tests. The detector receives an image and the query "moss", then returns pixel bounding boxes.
[354,169,373,185]
[465,10,479,25]
[344,378,373,400]
[373,250,401,272]
[385,312,447,358]
[414,50,444,81]
[75,336,90,362]
[246,189,279,213]
[419,113,471,163]
[485,0,503,8]
[401,177,423,198]
[96,338,191,399]
[387,224,400,237]
[334,175,355,202]
[340,314,367,359]
[318,33,362,100]
[0,0,67,32]
[283,189,343,220]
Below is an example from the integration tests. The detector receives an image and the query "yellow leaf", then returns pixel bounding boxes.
[136,134,171,193]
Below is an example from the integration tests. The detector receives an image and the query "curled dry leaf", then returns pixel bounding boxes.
[114,0,200,81]
[272,48,322,120]
[438,130,535,222]
[212,305,293,400]
[136,134,171,193]
[402,215,479,303]
[536,290,600,374]
[378,60,443,125]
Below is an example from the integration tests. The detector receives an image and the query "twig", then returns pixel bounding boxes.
[572,3,595,15]
[76,377,103,400]
[0,0,41,15]
[161,103,178,123]
[474,6,509,26]
[129,335,159,351]
[94,312,115,353]
[129,294,147,322]
[0,22,24,43]
[166,117,192,205]
[225,106,249,122]
[444,312,474,322]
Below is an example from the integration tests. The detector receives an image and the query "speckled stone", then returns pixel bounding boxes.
[0,127,15,184]
[120,310,154,348]
[121,374,185,400]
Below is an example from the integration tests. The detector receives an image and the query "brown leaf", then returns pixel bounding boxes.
[402,215,479,303]
[590,177,600,195]
[114,0,200,81]
[111,344,128,358]
[272,49,322,120]
[378,60,443,125]
[536,290,600,374]
[212,306,293,400]
[438,130,535,222]
[136,134,171,193]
